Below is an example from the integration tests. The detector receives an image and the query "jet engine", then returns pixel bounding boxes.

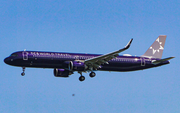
[63,61,87,71]
[72,61,87,71]
[63,61,73,71]
[54,69,72,77]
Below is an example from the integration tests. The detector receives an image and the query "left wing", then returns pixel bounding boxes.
[84,39,133,70]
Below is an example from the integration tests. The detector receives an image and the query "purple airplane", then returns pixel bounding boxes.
[4,35,174,81]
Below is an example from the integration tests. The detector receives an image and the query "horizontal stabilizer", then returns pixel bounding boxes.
[152,57,175,65]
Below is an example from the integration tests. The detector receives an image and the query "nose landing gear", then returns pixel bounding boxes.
[21,67,25,76]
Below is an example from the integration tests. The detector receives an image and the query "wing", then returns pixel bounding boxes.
[84,39,133,70]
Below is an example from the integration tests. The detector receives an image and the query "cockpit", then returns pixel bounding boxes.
[4,52,21,66]
[10,53,18,57]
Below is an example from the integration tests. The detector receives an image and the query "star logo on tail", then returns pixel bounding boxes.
[149,37,164,55]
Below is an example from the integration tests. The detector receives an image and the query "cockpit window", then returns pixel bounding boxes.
[10,53,18,57]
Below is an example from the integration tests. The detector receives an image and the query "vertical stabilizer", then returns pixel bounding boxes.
[142,35,167,59]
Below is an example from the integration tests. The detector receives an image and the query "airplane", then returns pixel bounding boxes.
[4,35,174,81]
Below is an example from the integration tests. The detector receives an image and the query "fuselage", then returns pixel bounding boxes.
[3,36,174,82]
[4,51,169,72]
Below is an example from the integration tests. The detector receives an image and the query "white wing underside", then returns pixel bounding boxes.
[84,39,133,70]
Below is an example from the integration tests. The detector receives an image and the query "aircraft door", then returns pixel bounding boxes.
[75,56,79,60]
[140,58,145,66]
[22,51,29,60]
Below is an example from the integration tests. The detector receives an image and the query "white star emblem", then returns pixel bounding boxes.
[149,37,164,55]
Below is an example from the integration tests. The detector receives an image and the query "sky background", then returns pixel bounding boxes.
[0,0,180,113]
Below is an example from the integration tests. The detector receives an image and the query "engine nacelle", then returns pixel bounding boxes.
[63,61,73,71]
[63,60,87,71]
[54,69,72,77]
[73,61,87,71]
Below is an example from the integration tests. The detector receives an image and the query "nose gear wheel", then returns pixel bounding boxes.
[21,67,25,76]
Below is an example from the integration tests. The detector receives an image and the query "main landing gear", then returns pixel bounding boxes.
[78,72,85,81]
[79,76,85,81]
[21,67,25,76]
[78,71,96,82]
[89,72,96,78]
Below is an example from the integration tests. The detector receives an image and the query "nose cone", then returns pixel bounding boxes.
[4,57,11,65]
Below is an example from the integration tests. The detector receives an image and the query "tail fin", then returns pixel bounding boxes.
[142,35,167,59]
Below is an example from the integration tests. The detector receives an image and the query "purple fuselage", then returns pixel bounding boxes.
[4,51,169,72]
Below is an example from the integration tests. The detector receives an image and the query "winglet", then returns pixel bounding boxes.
[125,38,133,49]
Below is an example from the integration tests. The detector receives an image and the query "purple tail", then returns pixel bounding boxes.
[142,35,167,59]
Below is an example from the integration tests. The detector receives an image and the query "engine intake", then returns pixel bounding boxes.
[63,61,73,71]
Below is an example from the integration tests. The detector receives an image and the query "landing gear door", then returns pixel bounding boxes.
[22,52,29,60]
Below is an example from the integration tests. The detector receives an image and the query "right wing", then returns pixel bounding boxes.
[84,39,133,70]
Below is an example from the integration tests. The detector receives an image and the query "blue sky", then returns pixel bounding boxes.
[0,0,180,112]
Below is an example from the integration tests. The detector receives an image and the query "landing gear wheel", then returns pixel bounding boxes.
[89,72,96,78]
[21,72,25,76]
[79,76,85,81]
